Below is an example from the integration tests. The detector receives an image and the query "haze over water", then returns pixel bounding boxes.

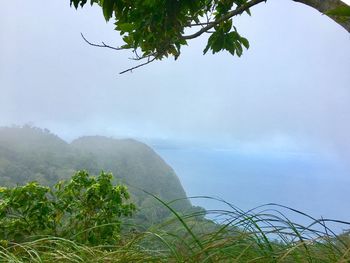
[1,0,350,230]
[154,145,350,226]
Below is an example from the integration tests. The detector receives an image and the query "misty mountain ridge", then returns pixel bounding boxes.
[0,125,192,224]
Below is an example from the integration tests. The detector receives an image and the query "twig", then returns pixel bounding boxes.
[81,33,123,51]
[119,57,157,74]
[81,33,158,74]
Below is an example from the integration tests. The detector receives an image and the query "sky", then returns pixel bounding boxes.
[1,0,350,224]
[0,0,350,158]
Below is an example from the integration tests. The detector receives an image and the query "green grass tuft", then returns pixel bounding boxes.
[1,197,349,262]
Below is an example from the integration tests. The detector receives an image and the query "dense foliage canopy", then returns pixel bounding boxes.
[0,126,192,226]
[70,0,350,73]
[71,0,262,73]
[0,171,135,245]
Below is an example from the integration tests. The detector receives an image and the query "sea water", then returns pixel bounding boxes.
[155,147,350,233]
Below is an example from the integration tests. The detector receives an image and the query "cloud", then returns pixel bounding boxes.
[0,0,349,161]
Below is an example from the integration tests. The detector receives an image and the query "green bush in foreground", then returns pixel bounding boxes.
[1,172,350,262]
[0,171,135,245]
[1,203,350,262]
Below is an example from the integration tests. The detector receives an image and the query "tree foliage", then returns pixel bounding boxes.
[71,0,259,67]
[70,0,350,73]
[0,171,135,245]
[0,126,192,225]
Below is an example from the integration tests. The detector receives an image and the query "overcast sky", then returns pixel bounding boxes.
[0,0,349,158]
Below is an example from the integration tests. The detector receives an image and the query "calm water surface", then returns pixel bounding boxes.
[155,147,350,229]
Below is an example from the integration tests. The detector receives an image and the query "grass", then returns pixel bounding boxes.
[1,197,349,263]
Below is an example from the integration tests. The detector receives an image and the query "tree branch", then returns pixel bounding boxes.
[81,33,123,51]
[79,0,349,74]
[182,0,267,40]
[81,33,157,74]
[293,0,350,32]
[188,22,215,27]
[119,57,157,74]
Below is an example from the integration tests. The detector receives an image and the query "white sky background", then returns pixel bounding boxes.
[0,0,349,158]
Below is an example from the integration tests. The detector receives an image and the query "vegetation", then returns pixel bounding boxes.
[0,176,349,262]
[1,126,349,262]
[69,0,350,73]
[0,171,135,245]
[2,1,348,262]
[0,125,191,226]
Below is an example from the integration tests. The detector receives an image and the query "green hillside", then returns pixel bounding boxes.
[1,126,350,262]
[0,125,191,225]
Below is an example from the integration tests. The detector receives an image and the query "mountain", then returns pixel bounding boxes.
[0,125,192,224]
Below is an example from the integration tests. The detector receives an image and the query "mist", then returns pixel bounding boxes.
[1,0,350,222]
[1,1,349,160]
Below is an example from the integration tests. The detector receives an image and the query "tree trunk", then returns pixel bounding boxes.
[293,0,350,33]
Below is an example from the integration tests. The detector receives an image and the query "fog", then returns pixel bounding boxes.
[1,1,349,159]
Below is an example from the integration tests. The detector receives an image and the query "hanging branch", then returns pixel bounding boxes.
[81,33,157,74]
[119,56,157,74]
[81,33,123,51]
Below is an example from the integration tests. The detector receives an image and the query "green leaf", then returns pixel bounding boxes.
[246,8,251,16]
[117,23,134,33]
[70,0,88,9]
[203,33,215,55]
[222,20,232,33]
[235,42,243,57]
[203,42,211,55]
[102,0,115,21]
[70,0,80,9]
[240,37,250,49]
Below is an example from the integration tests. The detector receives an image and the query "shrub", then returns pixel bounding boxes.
[0,171,135,245]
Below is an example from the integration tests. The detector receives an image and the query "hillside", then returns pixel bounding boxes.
[0,126,191,224]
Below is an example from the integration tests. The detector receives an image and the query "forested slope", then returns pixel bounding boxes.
[0,126,192,225]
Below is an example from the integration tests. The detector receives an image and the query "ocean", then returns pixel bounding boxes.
[155,147,350,231]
